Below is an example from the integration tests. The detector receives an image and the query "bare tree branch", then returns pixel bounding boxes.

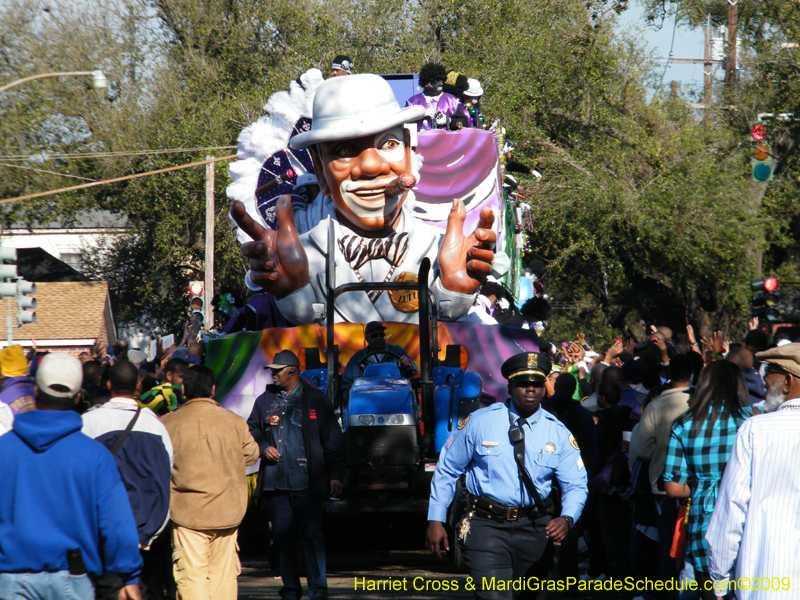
[551,108,639,149]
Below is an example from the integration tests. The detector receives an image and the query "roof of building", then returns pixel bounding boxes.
[11,281,112,341]
[16,248,88,282]
[8,209,129,230]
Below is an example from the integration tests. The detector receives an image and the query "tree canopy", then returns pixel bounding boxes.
[1,0,797,341]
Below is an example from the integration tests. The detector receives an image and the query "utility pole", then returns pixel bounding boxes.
[704,15,713,123]
[204,156,215,329]
[668,15,720,114]
[724,0,738,95]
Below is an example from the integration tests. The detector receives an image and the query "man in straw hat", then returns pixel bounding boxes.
[231,73,497,325]
[706,343,800,600]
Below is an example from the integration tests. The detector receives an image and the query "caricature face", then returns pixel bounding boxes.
[424,80,443,96]
[313,126,412,236]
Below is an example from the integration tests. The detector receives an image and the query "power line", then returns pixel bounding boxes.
[0,145,237,162]
[658,7,680,92]
[0,162,96,181]
[1,154,236,204]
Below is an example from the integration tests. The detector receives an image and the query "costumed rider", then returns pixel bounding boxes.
[231,73,496,325]
[341,321,419,399]
[330,55,353,77]
[465,280,502,325]
[406,62,469,131]
[426,351,588,600]
[504,140,542,182]
[463,78,485,129]
[442,71,470,130]
[290,173,320,209]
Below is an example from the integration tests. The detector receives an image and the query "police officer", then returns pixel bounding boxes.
[425,351,589,599]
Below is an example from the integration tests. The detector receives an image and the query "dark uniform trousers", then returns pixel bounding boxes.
[459,514,553,600]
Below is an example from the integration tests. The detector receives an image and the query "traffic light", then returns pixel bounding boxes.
[16,280,36,324]
[751,122,774,182]
[751,277,780,321]
[189,280,204,325]
[0,245,36,329]
[1,247,17,303]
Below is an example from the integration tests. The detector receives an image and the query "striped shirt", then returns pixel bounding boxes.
[663,403,751,573]
[705,399,800,599]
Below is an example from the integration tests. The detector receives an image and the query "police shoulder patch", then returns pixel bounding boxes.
[457,415,469,430]
[569,434,580,450]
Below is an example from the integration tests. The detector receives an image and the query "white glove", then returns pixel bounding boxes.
[434,111,447,126]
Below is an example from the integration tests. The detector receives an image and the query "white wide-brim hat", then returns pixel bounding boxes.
[290,74,426,150]
[465,78,483,97]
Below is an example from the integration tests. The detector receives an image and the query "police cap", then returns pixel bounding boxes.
[501,352,551,382]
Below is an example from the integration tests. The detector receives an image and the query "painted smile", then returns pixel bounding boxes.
[341,179,402,216]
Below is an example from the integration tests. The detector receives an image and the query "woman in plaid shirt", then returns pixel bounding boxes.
[663,360,752,599]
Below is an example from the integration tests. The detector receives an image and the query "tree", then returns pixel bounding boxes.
[0,0,786,341]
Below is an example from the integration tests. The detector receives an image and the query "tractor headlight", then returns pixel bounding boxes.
[357,415,375,426]
[387,414,404,425]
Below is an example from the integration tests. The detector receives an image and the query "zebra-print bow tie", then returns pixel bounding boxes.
[338,231,409,270]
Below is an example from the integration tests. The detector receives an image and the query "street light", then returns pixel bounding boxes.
[0,69,107,94]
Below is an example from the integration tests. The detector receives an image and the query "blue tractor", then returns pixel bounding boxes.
[299,220,491,513]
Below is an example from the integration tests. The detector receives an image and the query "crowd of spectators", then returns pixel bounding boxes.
[528,320,792,599]
[0,316,256,600]
[1,302,796,599]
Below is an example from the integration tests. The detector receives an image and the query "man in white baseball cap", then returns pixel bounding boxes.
[0,353,143,599]
[231,73,498,325]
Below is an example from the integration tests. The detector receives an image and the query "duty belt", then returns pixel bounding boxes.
[465,492,552,523]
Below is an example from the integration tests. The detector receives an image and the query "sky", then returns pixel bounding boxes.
[617,1,724,99]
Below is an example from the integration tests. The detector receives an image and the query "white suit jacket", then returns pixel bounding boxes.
[275,208,477,324]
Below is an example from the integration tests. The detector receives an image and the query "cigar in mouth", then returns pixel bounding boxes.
[383,173,416,198]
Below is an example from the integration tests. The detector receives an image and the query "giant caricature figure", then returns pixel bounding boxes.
[231,74,496,325]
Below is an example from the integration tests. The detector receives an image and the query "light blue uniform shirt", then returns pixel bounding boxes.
[428,402,588,523]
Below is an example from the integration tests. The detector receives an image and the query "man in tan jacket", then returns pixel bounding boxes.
[162,365,260,600]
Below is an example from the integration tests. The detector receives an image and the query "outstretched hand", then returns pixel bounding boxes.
[231,196,309,298]
[438,199,496,295]
[606,340,623,361]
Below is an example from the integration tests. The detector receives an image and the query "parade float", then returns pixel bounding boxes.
[208,70,538,529]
